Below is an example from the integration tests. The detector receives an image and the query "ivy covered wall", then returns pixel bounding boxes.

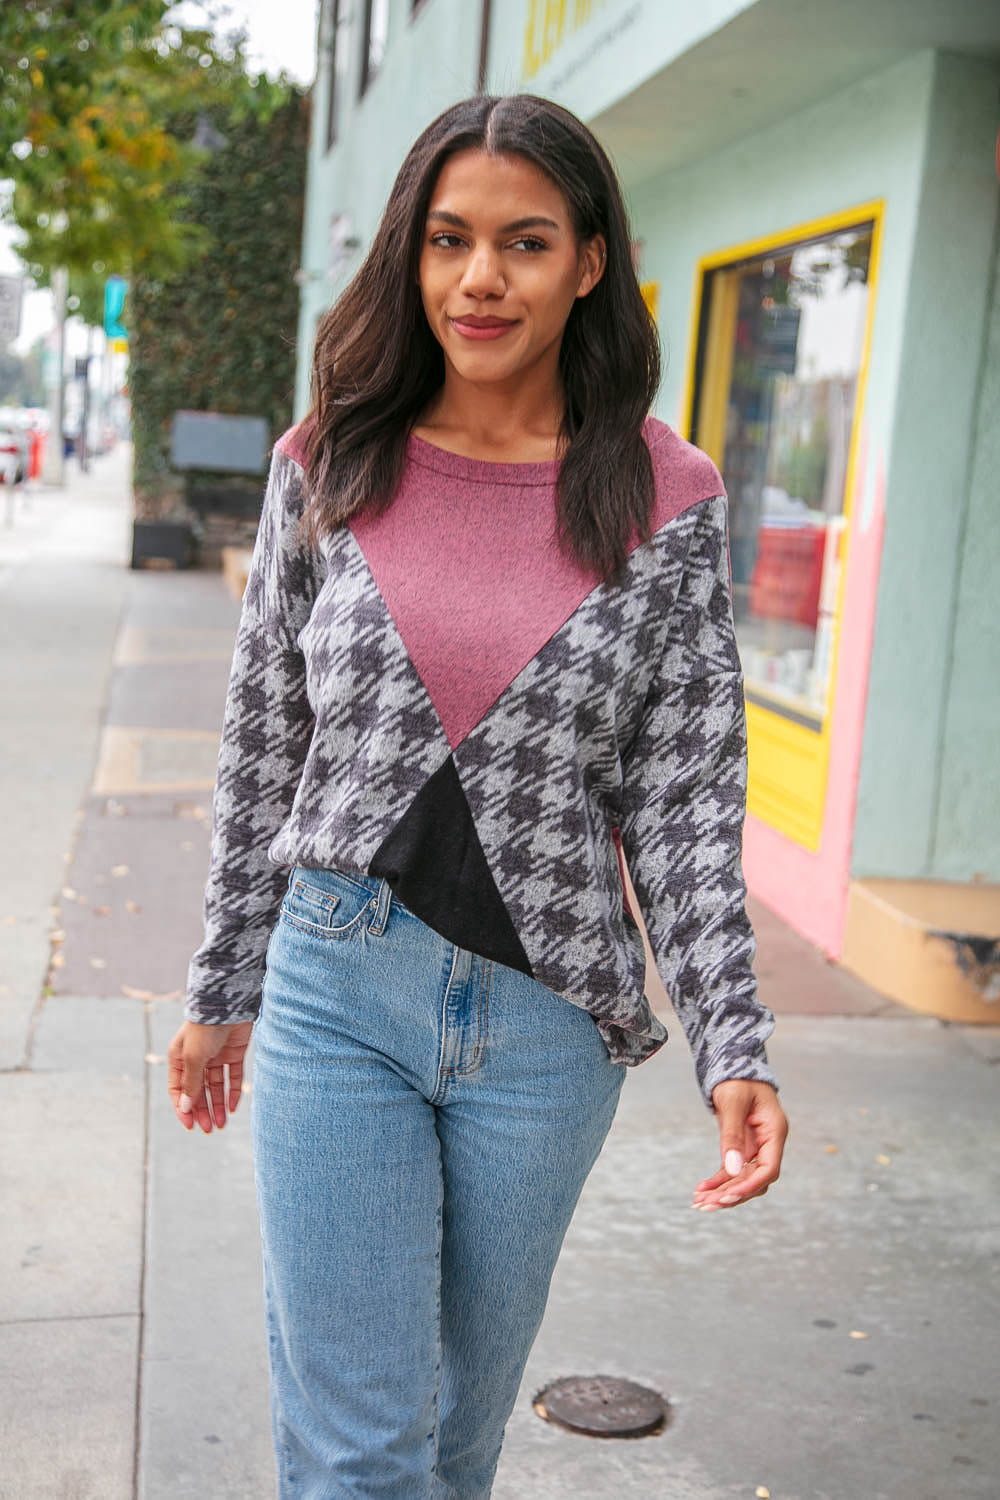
[130,88,308,526]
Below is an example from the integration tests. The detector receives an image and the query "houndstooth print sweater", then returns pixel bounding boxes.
[185,416,777,1108]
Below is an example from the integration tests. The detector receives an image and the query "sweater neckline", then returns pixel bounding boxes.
[405,431,562,487]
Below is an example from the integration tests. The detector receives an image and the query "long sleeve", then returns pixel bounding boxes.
[185,444,325,1025]
[618,495,777,1109]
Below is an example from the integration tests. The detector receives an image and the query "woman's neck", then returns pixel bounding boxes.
[412,382,568,463]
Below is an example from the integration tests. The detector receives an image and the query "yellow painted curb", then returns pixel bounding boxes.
[842,879,1000,1024]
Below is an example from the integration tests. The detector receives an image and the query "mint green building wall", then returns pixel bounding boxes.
[617,47,996,903]
[623,47,1000,883]
[931,191,1000,879]
[293,2,1000,891]
[622,50,932,455]
[486,0,758,114]
[293,0,481,417]
[851,52,1000,879]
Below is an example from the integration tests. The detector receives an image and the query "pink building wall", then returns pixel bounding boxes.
[741,426,887,959]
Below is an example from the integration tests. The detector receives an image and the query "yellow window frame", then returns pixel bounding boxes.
[681,201,884,852]
[640,280,659,321]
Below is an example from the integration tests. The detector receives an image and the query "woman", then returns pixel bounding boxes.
[169,93,788,1498]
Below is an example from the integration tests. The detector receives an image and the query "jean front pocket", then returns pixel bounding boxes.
[279,867,377,941]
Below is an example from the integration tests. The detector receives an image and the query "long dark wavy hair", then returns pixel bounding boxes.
[301,93,662,583]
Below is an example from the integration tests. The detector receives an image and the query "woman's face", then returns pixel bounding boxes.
[417,148,606,392]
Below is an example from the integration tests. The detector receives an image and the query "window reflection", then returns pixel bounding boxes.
[698,226,873,728]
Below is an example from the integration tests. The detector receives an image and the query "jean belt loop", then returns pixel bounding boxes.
[368,876,392,936]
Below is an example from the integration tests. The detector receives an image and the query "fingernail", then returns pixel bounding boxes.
[719,1194,740,1206]
[179,1093,192,1114]
[725,1149,743,1176]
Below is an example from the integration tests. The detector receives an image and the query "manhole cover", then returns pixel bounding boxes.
[532,1375,669,1438]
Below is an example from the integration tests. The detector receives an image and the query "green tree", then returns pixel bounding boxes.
[0,1,290,286]
[129,86,308,513]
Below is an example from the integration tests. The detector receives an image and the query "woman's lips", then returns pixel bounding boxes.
[450,317,518,341]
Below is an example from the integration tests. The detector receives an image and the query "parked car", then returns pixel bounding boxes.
[0,408,31,486]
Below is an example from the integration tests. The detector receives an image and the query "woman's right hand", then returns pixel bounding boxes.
[167,1020,255,1133]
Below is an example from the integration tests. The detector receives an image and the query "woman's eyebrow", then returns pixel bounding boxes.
[426,210,561,234]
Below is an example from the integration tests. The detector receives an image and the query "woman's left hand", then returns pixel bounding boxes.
[692,1079,788,1211]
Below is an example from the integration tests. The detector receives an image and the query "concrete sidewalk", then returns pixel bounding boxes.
[1,451,998,1500]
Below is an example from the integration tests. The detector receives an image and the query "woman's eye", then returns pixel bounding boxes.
[428,234,547,252]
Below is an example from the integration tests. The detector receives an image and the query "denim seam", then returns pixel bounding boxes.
[441,958,492,1078]
[279,903,374,941]
[262,1258,297,1493]
[431,945,463,1104]
[367,878,392,936]
[290,878,339,914]
[429,1193,443,1485]
[289,865,380,903]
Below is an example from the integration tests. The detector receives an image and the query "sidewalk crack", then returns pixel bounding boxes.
[0,1311,138,1327]
[132,1000,152,1500]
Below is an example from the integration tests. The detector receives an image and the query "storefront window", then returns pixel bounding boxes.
[694,224,873,729]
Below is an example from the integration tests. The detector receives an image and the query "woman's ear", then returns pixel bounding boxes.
[576,234,608,299]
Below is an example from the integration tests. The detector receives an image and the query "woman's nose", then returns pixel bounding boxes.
[459,245,505,295]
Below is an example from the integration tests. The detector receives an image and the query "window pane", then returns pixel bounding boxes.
[363,0,389,89]
[323,0,340,151]
[323,0,355,149]
[701,225,873,728]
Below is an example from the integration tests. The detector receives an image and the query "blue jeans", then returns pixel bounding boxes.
[251,865,626,1499]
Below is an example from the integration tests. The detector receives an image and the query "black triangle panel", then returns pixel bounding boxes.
[368,756,533,977]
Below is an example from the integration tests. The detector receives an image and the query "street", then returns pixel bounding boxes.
[0,451,997,1500]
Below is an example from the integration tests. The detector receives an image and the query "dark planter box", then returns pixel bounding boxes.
[186,478,264,520]
[130,519,197,570]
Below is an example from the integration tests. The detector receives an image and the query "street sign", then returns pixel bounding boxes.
[0,275,23,347]
[42,347,60,390]
[170,411,269,474]
[104,276,128,340]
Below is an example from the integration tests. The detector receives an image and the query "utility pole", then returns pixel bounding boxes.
[75,329,96,472]
[41,266,68,486]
